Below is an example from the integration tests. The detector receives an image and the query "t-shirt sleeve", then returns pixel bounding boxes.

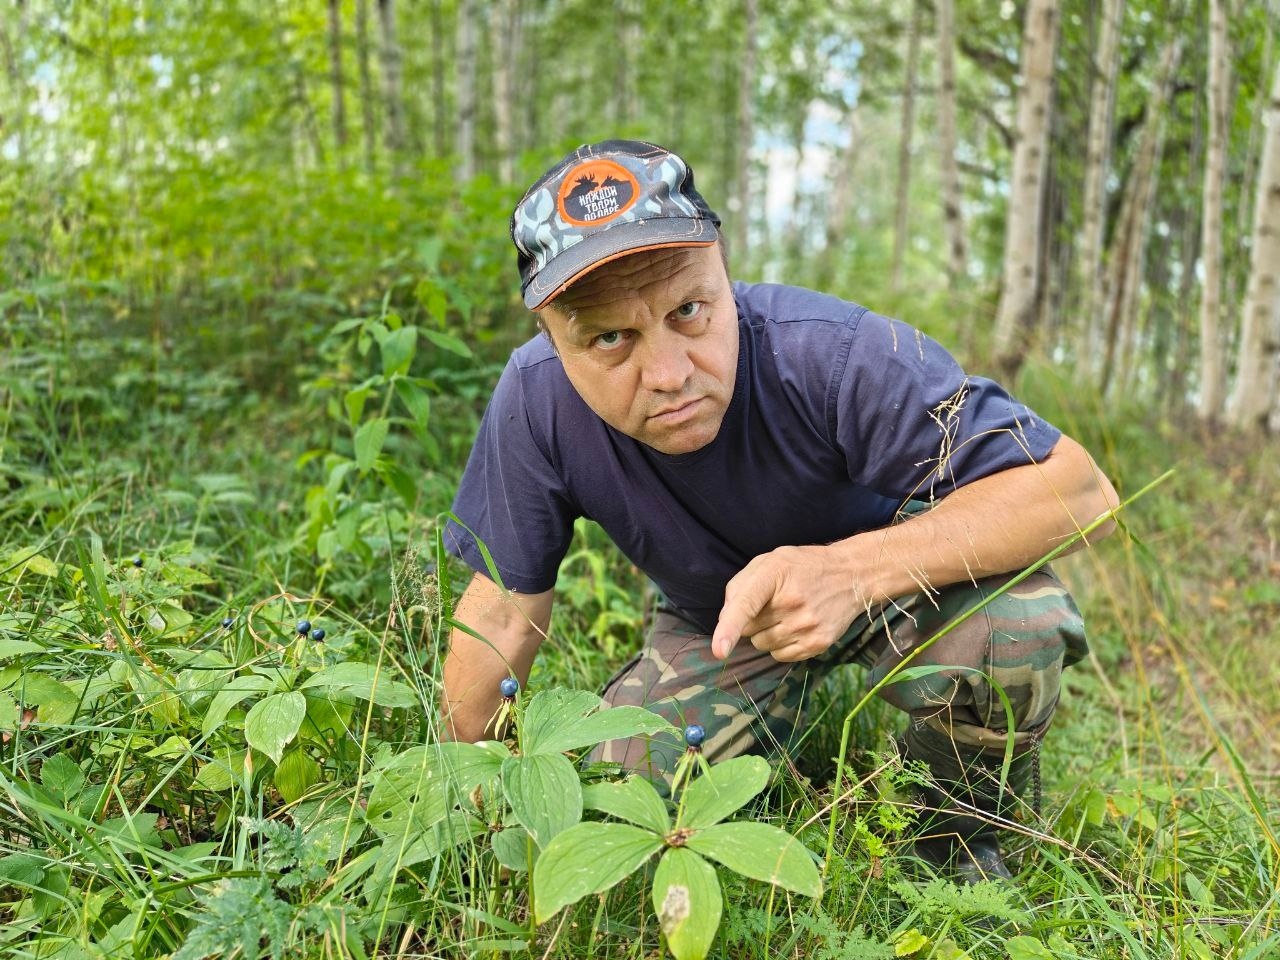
[832,310,1061,501]
[444,358,577,593]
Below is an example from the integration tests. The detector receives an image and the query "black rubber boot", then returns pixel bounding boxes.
[900,724,1036,885]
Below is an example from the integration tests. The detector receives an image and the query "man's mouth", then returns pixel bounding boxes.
[648,398,704,424]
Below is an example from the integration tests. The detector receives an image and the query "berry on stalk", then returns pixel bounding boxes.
[684,724,706,748]
[499,677,519,699]
[221,617,235,629]
[310,628,326,642]
[296,619,312,636]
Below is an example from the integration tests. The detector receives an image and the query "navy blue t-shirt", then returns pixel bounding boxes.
[445,281,1061,634]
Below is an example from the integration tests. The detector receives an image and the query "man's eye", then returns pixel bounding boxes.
[594,330,629,350]
[675,302,703,320]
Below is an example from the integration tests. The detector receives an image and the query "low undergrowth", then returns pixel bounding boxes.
[1,301,1276,959]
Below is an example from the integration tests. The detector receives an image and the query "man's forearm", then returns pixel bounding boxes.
[441,574,553,742]
[847,434,1119,605]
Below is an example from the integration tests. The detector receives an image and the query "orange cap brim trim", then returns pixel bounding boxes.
[528,239,719,311]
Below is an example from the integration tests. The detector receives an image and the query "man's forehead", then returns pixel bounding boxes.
[550,245,721,315]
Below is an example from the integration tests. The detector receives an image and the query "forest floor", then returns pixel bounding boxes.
[1,314,1277,959]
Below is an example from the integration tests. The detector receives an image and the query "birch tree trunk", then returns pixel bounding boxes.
[1198,0,1231,421]
[327,0,348,152]
[456,0,478,181]
[355,0,377,173]
[891,0,922,291]
[376,0,406,161]
[993,0,1060,379]
[431,0,447,157]
[1108,40,1181,396]
[491,0,521,183]
[1227,59,1280,430]
[733,0,758,262]
[1077,0,1125,371]
[935,0,968,287]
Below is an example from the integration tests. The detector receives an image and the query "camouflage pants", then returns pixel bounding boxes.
[590,567,1088,787]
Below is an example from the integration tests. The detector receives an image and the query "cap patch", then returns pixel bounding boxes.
[556,159,640,227]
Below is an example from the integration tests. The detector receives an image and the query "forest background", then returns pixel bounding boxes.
[1,1,1278,959]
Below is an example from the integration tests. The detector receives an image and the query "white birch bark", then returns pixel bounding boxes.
[328,0,348,151]
[1078,0,1125,370]
[891,0,922,290]
[355,0,377,173]
[491,0,521,183]
[1227,58,1280,429]
[376,0,405,160]
[935,0,968,286]
[1101,40,1181,395]
[1198,0,1231,420]
[993,0,1060,376]
[456,0,478,181]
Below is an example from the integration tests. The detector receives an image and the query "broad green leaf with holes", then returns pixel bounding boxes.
[685,821,821,897]
[533,822,662,923]
[653,847,721,960]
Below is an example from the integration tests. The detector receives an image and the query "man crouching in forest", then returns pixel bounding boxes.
[440,139,1119,882]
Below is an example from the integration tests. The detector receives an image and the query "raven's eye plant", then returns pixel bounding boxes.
[534,754,822,960]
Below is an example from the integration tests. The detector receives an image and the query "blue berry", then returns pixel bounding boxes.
[684,724,706,747]
[310,628,326,642]
[499,677,519,698]
[133,558,143,568]
[296,619,312,635]
[222,617,235,629]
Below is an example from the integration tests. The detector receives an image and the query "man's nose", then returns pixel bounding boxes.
[639,331,694,393]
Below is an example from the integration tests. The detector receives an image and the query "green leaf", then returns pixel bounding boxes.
[300,662,419,708]
[380,326,417,376]
[39,754,84,802]
[1004,936,1055,960]
[492,825,537,873]
[394,378,431,428]
[533,822,662,923]
[653,847,721,960]
[894,928,931,956]
[344,385,373,427]
[685,822,821,897]
[0,853,45,888]
[366,742,507,840]
[0,639,41,660]
[421,327,472,358]
[680,755,770,828]
[244,692,306,764]
[539,705,675,755]
[520,689,602,755]
[502,753,581,846]
[202,674,274,737]
[274,748,320,803]
[9,674,79,724]
[354,417,389,473]
[191,749,246,791]
[583,776,670,834]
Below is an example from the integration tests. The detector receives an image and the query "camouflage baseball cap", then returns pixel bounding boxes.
[512,139,722,310]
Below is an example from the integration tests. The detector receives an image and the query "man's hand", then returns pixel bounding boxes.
[710,435,1119,665]
[711,543,873,662]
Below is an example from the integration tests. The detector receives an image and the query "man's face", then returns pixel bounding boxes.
[538,244,738,456]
